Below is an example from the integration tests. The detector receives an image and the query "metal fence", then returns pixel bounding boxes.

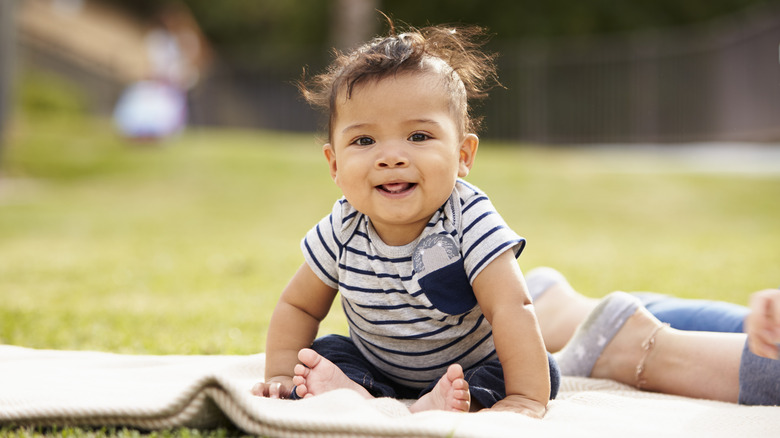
[483,3,780,144]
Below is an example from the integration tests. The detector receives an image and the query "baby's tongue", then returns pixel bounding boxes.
[381,183,412,193]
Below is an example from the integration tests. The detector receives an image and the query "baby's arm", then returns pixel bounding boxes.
[745,288,780,360]
[472,250,550,417]
[252,262,338,398]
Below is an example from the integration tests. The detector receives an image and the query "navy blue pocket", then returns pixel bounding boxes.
[413,234,477,315]
[418,258,476,315]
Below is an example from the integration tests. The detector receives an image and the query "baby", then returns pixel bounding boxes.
[252,21,559,417]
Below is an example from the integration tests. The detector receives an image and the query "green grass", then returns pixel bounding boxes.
[1,113,779,436]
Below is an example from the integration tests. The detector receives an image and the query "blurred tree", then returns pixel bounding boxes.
[105,0,331,74]
[0,0,16,163]
[331,0,381,51]
[107,0,773,72]
[378,0,774,37]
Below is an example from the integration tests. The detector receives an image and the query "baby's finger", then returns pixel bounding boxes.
[250,382,265,396]
[268,381,282,399]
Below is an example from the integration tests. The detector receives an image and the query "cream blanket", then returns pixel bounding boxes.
[0,345,777,437]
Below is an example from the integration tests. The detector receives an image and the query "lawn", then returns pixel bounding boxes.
[1,113,779,436]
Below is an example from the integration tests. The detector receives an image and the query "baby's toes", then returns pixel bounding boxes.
[453,378,468,392]
[294,363,309,378]
[293,383,309,398]
[452,396,470,412]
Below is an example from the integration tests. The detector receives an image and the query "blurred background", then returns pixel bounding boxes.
[3,0,780,144]
[0,1,779,358]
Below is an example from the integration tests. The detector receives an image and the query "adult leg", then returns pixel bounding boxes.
[554,292,780,404]
[526,267,750,353]
[589,309,744,403]
[631,292,748,333]
[526,267,597,353]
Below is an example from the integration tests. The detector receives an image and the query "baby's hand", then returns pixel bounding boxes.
[745,288,780,360]
[482,394,546,418]
[251,376,295,399]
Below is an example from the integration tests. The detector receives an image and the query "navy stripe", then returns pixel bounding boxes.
[461,195,489,215]
[354,302,434,311]
[471,348,499,367]
[375,344,498,387]
[468,240,521,281]
[345,309,453,341]
[356,314,487,357]
[338,282,408,294]
[357,328,494,375]
[304,240,339,286]
[425,206,446,229]
[315,223,337,262]
[338,263,413,282]
[513,239,526,257]
[341,209,358,224]
[462,210,493,236]
[346,310,473,341]
[340,264,402,279]
[463,225,502,261]
[344,246,412,264]
[328,214,343,256]
[355,229,369,240]
[457,179,480,194]
[344,299,432,325]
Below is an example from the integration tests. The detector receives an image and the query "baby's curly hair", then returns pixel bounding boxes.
[299,19,500,141]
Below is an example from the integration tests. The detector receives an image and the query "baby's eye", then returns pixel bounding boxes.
[352,137,375,146]
[409,133,430,142]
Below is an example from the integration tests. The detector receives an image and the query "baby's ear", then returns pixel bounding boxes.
[457,134,479,177]
[323,143,338,182]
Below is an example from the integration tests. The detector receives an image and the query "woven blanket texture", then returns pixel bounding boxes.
[1,345,778,437]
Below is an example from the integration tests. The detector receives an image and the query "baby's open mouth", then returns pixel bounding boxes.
[378,182,416,194]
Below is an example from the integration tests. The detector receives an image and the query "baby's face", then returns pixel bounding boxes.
[323,71,477,246]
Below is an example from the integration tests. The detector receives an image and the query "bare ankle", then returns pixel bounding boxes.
[635,323,669,390]
[590,308,665,385]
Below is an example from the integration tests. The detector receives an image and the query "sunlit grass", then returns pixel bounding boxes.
[1,114,779,436]
[1,116,343,355]
[3,116,780,356]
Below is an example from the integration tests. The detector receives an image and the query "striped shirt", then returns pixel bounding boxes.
[302,179,525,388]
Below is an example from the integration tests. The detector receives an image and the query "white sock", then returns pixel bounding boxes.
[554,291,641,377]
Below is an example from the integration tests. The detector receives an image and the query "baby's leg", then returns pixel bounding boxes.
[292,348,373,399]
[409,364,470,413]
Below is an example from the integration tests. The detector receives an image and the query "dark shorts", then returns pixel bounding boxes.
[299,334,560,409]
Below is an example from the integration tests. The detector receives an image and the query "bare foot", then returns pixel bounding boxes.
[292,348,373,399]
[590,306,666,386]
[409,364,470,413]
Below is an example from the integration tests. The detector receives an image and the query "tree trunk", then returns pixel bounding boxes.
[330,0,381,51]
